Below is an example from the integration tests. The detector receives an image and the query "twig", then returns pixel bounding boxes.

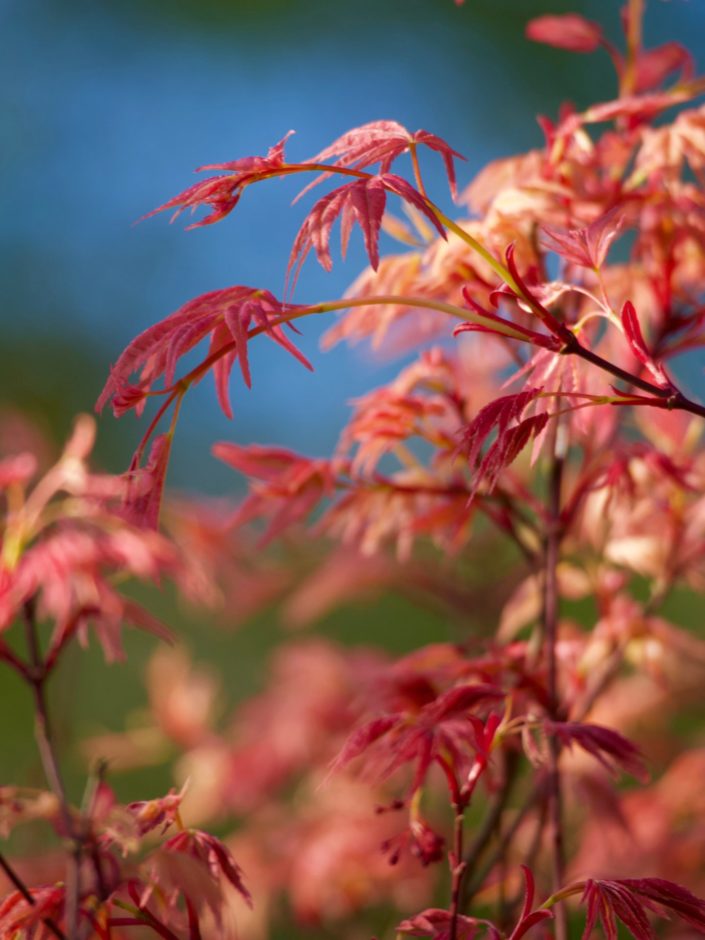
[462,778,547,905]
[458,749,520,911]
[449,806,467,940]
[543,434,567,940]
[0,851,67,940]
[22,601,81,940]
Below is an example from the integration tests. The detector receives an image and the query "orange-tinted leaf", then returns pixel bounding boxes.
[526,14,603,53]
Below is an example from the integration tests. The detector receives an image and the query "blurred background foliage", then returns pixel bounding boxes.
[2,0,705,882]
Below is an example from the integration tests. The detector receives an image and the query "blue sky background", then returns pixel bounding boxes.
[2,0,705,494]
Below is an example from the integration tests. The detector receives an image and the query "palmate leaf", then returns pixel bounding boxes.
[213,443,341,543]
[398,908,500,940]
[331,678,503,799]
[525,14,604,53]
[579,878,705,940]
[287,173,446,290]
[305,119,465,198]
[146,131,294,227]
[508,866,554,940]
[97,286,312,420]
[620,300,672,389]
[633,42,694,94]
[540,207,626,270]
[460,387,548,498]
[546,720,648,782]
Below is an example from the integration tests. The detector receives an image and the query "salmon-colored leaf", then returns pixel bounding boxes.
[620,301,671,388]
[546,720,648,782]
[97,287,311,418]
[541,207,625,270]
[526,14,603,53]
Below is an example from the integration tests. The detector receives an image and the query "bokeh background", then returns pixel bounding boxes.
[3,0,705,828]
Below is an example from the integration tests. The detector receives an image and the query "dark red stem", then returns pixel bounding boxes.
[543,443,567,940]
[449,807,467,940]
[566,336,705,420]
[22,601,81,940]
[0,851,67,940]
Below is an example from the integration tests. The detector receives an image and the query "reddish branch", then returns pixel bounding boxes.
[21,601,81,940]
[543,441,567,940]
[0,852,67,940]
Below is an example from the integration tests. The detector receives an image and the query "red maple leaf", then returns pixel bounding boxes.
[287,173,445,288]
[620,300,672,389]
[332,678,504,799]
[146,131,293,227]
[306,119,465,198]
[460,388,548,498]
[526,14,604,53]
[398,908,500,940]
[213,443,341,543]
[97,286,312,420]
[634,43,694,94]
[579,878,705,940]
[541,207,626,270]
[546,720,648,782]
[508,866,554,940]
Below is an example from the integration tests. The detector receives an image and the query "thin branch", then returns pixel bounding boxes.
[462,778,547,906]
[458,749,521,911]
[543,434,567,940]
[22,601,81,940]
[0,851,67,940]
[449,807,467,940]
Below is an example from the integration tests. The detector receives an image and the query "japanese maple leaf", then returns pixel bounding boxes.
[147,131,293,227]
[460,388,548,498]
[213,442,342,543]
[508,867,554,940]
[97,286,311,420]
[287,173,445,288]
[332,680,504,797]
[306,119,465,198]
[579,878,705,940]
[546,720,648,782]
[0,885,72,940]
[0,524,174,661]
[620,300,672,389]
[541,207,626,270]
[398,908,500,940]
[162,830,252,908]
[634,43,694,93]
[525,14,604,53]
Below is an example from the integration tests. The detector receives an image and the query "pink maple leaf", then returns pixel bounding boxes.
[546,720,648,782]
[398,908,500,940]
[620,300,672,389]
[332,679,503,799]
[508,866,554,940]
[579,878,705,940]
[460,388,548,498]
[146,131,293,228]
[288,173,445,289]
[634,43,694,94]
[96,286,311,420]
[305,119,465,198]
[525,14,604,53]
[213,442,340,543]
[540,207,625,270]
[163,829,252,908]
[0,884,72,940]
